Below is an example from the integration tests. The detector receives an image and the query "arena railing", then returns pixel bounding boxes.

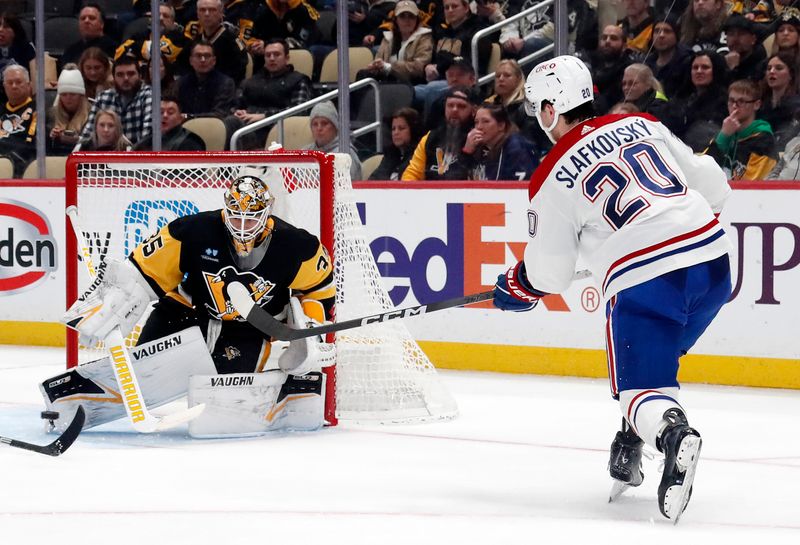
[230,78,382,152]
[470,0,563,87]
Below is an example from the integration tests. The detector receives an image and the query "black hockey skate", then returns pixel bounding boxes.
[608,419,644,502]
[657,408,702,524]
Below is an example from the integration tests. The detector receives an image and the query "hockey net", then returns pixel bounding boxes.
[65,151,457,425]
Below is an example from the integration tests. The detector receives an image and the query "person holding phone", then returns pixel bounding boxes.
[48,64,90,155]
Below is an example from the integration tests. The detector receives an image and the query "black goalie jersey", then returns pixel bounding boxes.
[129,210,335,324]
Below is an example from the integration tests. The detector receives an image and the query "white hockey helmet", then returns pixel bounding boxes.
[223,175,275,257]
[524,55,594,139]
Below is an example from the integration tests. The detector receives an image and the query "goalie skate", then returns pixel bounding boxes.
[657,409,702,524]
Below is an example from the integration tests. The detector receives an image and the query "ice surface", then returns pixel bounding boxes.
[1,345,798,544]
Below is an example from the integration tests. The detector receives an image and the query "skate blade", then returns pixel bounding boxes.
[665,435,702,524]
[608,479,632,502]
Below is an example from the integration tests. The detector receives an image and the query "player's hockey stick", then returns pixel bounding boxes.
[0,406,85,456]
[228,281,493,341]
[229,269,593,341]
[66,206,205,433]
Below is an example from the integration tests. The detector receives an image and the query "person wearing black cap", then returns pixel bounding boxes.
[770,7,800,66]
[401,85,477,180]
[645,13,693,98]
[724,13,768,81]
[422,56,478,130]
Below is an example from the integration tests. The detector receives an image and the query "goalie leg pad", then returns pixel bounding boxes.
[40,326,216,431]
[188,371,325,438]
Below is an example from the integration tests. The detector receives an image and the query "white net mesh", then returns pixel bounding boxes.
[68,152,457,424]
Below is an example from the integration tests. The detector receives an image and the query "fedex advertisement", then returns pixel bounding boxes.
[352,183,800,361]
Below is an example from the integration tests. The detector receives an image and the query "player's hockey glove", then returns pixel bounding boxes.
[494,261,544,312]
[62,259,156,346]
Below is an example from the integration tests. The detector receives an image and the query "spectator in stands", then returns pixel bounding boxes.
[303,101,363,181]
[414,0,491,109]
[504,0,598,58]
[759,51,800,148]
[134,96,207,151]
[348,0,396,48]
[61,3,117,69]
[705,79,778,180]
[250,0,319,53]
[74,109,133,151]
[483,59,549,157]
[620,63,681,130]
[422,56,478,130]
[116,3,190,74]
[724,13,768,82]
[581,24,637,114]
[153,0,197,28]
[225,38,313,149]
[619,0,655,55]
[680,0,728,53]
[771,8,800,68]
[462,103,538,181]
[222,0,264,48]
[78,47,113,99]
[672,49,730,151]
[357,1,433,85]
[0,65,36,177]
[48,65,90,156]
[608,101,641,114]
[178,40,236,118]
[767,133,800,179]
[645,13,692,98]
[369,106,424,180]
[142,54,180,97]
[80,55,153,148]
[402,85,477,180]
[184,0,248,83]
[0,13,36,103]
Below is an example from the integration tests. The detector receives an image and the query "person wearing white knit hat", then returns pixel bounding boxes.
[50,63,89,155]
[302,101,363,180]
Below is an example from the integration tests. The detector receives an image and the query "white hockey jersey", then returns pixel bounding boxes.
[524,113,733,300]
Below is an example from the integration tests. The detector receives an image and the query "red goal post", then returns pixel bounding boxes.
[65,151,457,426]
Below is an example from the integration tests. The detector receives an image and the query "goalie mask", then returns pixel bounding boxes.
[524,55,593,143]
[223,176,275,269]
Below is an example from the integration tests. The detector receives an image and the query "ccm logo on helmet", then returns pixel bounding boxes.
[0,200,57,294]
[535,62,558,72]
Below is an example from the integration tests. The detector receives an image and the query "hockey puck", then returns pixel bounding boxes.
[41,410,60,420]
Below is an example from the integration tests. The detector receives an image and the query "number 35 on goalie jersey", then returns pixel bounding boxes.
[129,210,335,321]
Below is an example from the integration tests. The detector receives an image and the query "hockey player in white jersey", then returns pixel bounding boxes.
[492,56,733,523]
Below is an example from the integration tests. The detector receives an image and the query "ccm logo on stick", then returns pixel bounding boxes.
[361,307,427,325]
[0,200,57,294]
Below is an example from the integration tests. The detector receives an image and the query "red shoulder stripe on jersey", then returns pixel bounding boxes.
[527,113,659,201]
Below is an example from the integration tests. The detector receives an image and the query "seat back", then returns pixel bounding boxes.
[361,154,384,180]
[289,49,314,79]
[42,17,79,57]
[265,116,313,150]
[183,117,227,151]
[0,157,14,179]
[319,47,375,82]
[22,156,69,179]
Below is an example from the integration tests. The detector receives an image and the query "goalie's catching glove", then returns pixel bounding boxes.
[493,261,545,312]
[62,259,156,346]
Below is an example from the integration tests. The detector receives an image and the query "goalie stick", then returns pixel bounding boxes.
[66,206,205,433]
[229,281,494,341]
[0,406,85,457]
[229,269,593,341]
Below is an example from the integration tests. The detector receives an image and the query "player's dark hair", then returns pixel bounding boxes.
[560,101,596,125]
